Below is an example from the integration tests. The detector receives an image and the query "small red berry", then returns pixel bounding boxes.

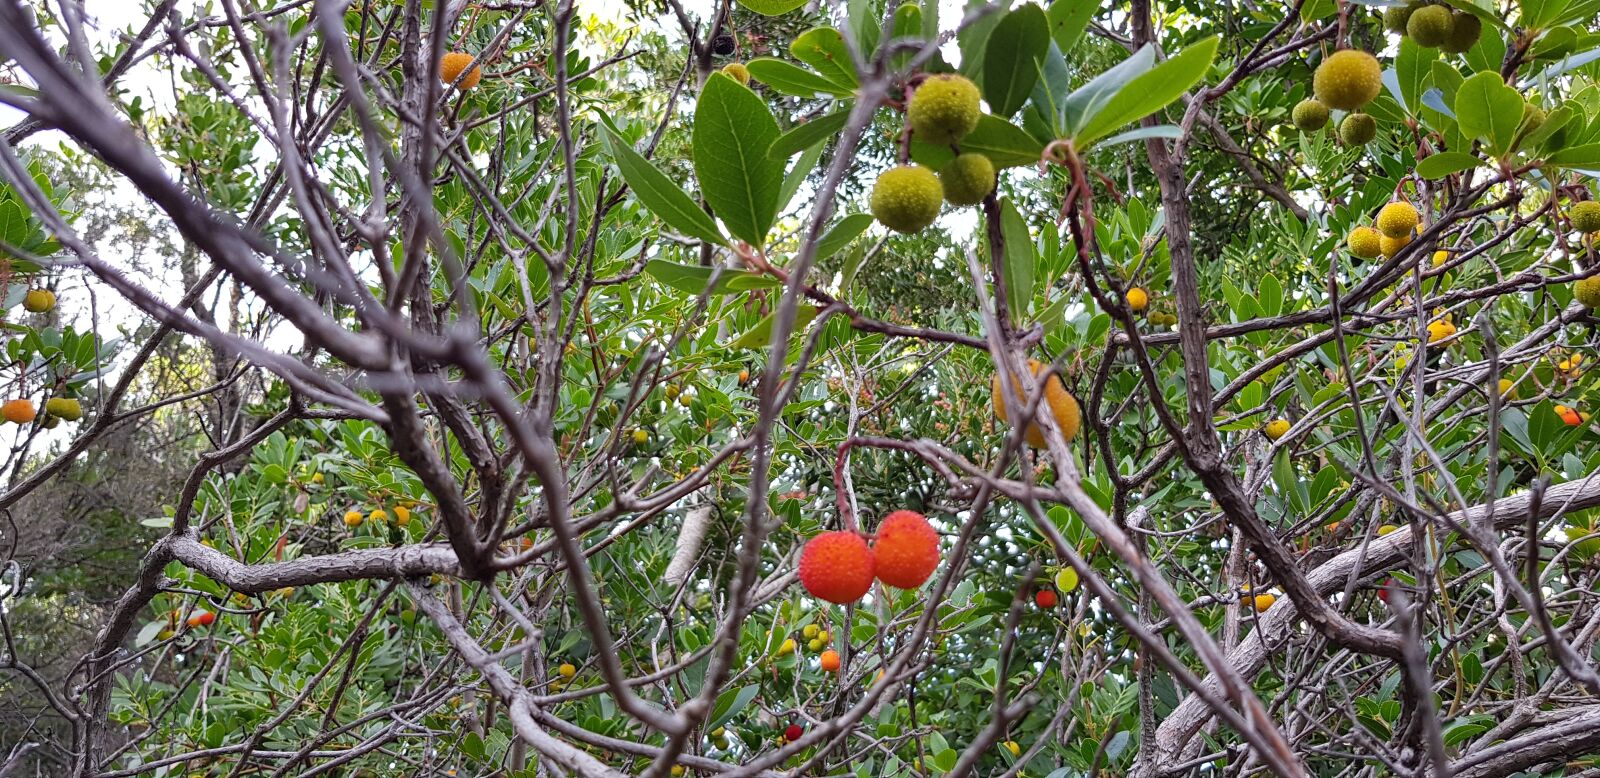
[1378,577,1398,604]
[1035,589,1058,609]
[186,610,216,628]
[784,723,804,742]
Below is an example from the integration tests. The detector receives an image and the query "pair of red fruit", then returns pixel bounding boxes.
[798,510,941,604]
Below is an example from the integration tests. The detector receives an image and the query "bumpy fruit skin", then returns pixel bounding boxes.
[1441,12,1482,53]
[802,623,819,639]
[1380,232,1411,258]
[907,74,981,145]
[1519,102,1546,140]
[1125,287,1149,312]
[1572,201,1600,233]
[991,359,1081,448]
[22,289,55,313]
[1433,250,1450,268]
[558,662,577,679]
[1348,226,1383,259]
[777,637,797,656]
[1427,319,1456,343]
[1384,2,1419,33]
[819,649,841,671]
[870,165,943,234]
[784,724,804,742]
[369,509,388,523]
[1291,99,1329,131]
[393,505,411,525]
[1034,589,1058,609]
[1576,276,1600,308]
[1406,4,1454,47]
[939,153,995,206]
[1376,201,1420,238]
[1313,50,1382,111]
[343,510,363,527]
[44,397,82,421]
[1499,378,1516,398]
[1339,112,1377,145]
[632,429,649,445]
[1263,418,1290,440]
[439,52,482,89]
[1252,593,1276,612]
[1,399,35,424]
[721,62,751,85]
[798,531,876,604]
[872,510,940,589]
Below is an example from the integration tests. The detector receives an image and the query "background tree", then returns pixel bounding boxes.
[1,0,1600,776]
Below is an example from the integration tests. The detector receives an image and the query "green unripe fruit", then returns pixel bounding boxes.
[1440,12,1481,53]
[1576,277,1600,308]
[44,397,82,421]
[41,415,59,429]
[22,289,54,313]
[1376,201,1420,239]
[721,63,751,86]
[1313,50,1382,111]
[907,74,981,146]
[1407,5,1454,47]
[939,153,995,206]
[1519,102,1546,138]
[1348,226,1383,259]
[1292,99,1330,131]
[1573,201,1600,234]
[870,165,943,234]
[1384,2,1419,33]
[1339,112,1377,145]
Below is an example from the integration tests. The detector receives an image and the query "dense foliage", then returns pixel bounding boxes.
[2,0,1600,776]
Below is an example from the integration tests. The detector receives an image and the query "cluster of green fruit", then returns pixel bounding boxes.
[870,74,996,234]
[1556,204,1600,307]
[1346,200,1422,261]
[1292,50,1383,146]
[1385,2,1482,53]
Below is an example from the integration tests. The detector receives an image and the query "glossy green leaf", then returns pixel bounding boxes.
[1075,36,1219,147]
[982,4,1051,118]
[644,260,782,296]
[1453,72,1523,154]
[790,28,858,90]
[1546,144,1600,169]
[1415,151,1482,179]
[814,213,874,259]
[769,111,851,158]
[745,58,853,98]
[598,126,726,246]
[998,199,1035,320]
[1048,0,1096,53]
[727,305,821,349]
[910,113,1046,169]
[693,73,786,246]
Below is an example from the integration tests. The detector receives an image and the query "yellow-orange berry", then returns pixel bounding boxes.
[798,531,875,604]
[871,510,940,589]
[439,52,482,90]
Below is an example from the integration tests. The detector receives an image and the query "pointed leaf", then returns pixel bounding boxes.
[745,58,853,98]
[998,199,1035,320]
[1075,36,1219,147]
[645,260,782,296]
[694,73,786,246]
[1061,45,1156,136]
[790,28,858,91]
[814,213,874,259]
[1415,151,1482,179]
[910,113,1045,169]
[727,305,821,349]
[778,142,825,213]
[982,4,1051,117]
[599,127,726,246]
[1048,0,1096,53]
[769,111,851,158]
[1547,144,1600,169]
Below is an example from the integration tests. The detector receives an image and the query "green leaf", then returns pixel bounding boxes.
[1047,0,1096,53]
[910,113,1046,169]
[790,28,858,91]
[598,126,727,246]
[1061,45,1155,136]
[693,73,786,246]
[1546,144,1600,169]
[998,199,1035,321]
[709,685,760,729]
[745,58,853,98]
[1453,72,1523,154]
[1395,38,1439,117]
[1075,36,1219,147]
[644,260,782,296]
[982,4,1050,118]
[814,213,874,259]
[728,305,821,349]
[1415,151,1482,179]
[769,111,851,159]
[890,2,922,70]
[735,0,809,15]
[1258,274,1283,318]
[778,142,825,214]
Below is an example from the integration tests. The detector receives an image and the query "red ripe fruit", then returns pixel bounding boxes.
[1377,577,1398,604]
[186,610,216,628]
[784,723,804,742]
[798,531,876,604]
[871,510,940,589]
[1035,589,1058,609]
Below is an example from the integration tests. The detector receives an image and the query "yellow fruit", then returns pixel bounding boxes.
[1125,287,1149,312]
[1566,525,1600,561]
[311,472,324,484]
[1003,740,1021,757]
[1385,2,1418,33]
[22,288,55,313]
[817,629,830,642]
[807,637,824,651]
[1292,99,1329,131]
[1376,201,1420,239]
[802,624,820,639]
[1427,319,1456,343]
[777,638,796,656]
[1432,250,1450,268]
[44,397,82,421]
[1498,378,1515,398]
[991,359,1081,448]
[558,662,576,679]
[1313,50,1382,111]
[1381,232,1411,258]
[343,510,363,527]
[1406,4,1454,47]
[939,153,995,207]
[721,62,750,86]
[1339,112,1377,145]
[907,73,981,145]
[439,52,482,89]
[1348,226,1383,259]
[1263,418,1290,440]
[632,429,649,445]
[1573,201,1600,234]
[1054,567,1079,593]
[870,165,944,234]
[1251,593,1276,612]
[1377,524,1399,536]
[1,399,35,424]
[393,505,411,525]
[671,767,685,777]
[679,393,692,407]
[369,509,388,523]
